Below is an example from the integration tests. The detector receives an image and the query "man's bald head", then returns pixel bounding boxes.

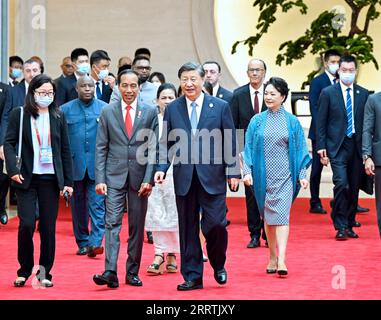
[76,76,95,103]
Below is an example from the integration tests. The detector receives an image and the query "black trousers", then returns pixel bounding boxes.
[0,171,9,212]
[309,140,324,207]
[176,170,227,282]
[16,174,59,280]
[244,184,265,239]
[330,137,362,231]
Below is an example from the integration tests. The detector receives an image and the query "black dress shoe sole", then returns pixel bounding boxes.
[277,270,288,277]
[335,236,348,241]
[93,276,119,288]
[177,284,203,291]
[266,269,277,274]
[126,281,143,287]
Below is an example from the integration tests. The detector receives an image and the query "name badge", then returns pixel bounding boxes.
[40,147,53,164]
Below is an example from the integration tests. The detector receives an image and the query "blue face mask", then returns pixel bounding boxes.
[339,72,356,85]
[327,63,339,75]
[98,69,109,80]
[76,63,90,75]
[11,68,23,79]
[35,96,53,108]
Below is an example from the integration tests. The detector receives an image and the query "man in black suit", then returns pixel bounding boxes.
[55,48,89,106]
[203,61,233,103]
[317,55,369,240]
[54,56,74,85]
[0,82,11,225]
[230,58,268,248]
[89,50,115,104]
[8,56,24,87]
[308,49,341,214]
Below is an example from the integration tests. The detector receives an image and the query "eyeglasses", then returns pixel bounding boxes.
[180,78,199,84]
[248,68,264,73]
[35,91,55,97]
[64,64,74,68]
[135,66,152,71]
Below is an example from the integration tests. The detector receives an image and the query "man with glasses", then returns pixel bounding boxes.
[54,56,74,85]
[110,55,157,108]
[317,55,369,240]
[230,58,268,249]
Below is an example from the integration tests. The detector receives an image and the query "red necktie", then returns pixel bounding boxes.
[254,91,259,114]
[125,105,133,138]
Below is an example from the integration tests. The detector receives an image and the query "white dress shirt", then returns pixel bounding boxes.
[249,83,264,111]
[186,93,204,126]
[121,98,137,126]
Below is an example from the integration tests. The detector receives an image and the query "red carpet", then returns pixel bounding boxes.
[0,198,380,300]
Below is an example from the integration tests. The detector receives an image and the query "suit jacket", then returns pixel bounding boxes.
[216,86,233,104]
[0,82,11,173]
[317,82,369,158]
[157,94,240,196]
[230,83,267,132]
[95,101,158,190]
[55,74,78,106]
[363,92,381,166]
[97,81,113,104]
[10,80,27,109]
[3,108,73,190]
[308,72,332,140]
[61,98,107,181]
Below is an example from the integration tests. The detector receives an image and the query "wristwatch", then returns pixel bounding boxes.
[363,155,371,162]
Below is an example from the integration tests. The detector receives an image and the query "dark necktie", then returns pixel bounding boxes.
[254,91,259,114]
[96,82,102,100]
[12,80,18,86]
[125,105,133,138]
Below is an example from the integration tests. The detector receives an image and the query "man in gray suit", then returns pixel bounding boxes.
[362,91,381,238]
[93,70,158,288]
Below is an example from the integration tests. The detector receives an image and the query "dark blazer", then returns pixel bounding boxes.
[0,82,11,173]
[230,83,267,132]
[10,80,27,109]
[216,86,233,104]
[308,72,332,140]
[363,92,381,166]
[97,81,113,104]
[4,108,73,190]
[55,74,77,106]
[317,83,369,158]
[157,94,240,196]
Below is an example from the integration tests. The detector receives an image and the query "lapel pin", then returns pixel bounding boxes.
[209,103,214,108]
[356,90,360,94]
[0,88,2,92]
[218,94,223,98]
[137,110,142,119]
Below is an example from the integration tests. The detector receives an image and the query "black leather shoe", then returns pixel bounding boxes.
[226,220,231,226]
[177,280,203,291]
[357,205,369,213]
[76,247,89,255]
[309,205,327,214]
[126,273,143,286]
[353,221,361,228]
[346,228,359,238]
[214,268,227,285]
[0,212,8,225]
[335,229,348,241]
[87,246,104,258]
[93,270,119,288]
[147,231,153,244]
[247,237,260,248]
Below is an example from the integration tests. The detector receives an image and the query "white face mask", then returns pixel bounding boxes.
[98,69,109,80]
[327,63,339,75]
[76,63,90,75]
[35,96,53,108]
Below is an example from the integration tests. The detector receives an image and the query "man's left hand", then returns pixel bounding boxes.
[138,183,152,197]
[105,75,116,89]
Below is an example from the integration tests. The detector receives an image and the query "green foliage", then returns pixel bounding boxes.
[232,0,381,89]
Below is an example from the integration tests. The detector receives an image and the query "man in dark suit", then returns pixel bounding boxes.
[230,58,267,248]
[8,56,24,87]
[308,49,341,214]
[93,70,158,288]
[362,92,381,238]
[317,55,369,240]
[55,48,89,106]
[0,82,11,225]
[155,62,240,291]
[89,50,115,103]
[54,56,74,85]
[203,61,233,103]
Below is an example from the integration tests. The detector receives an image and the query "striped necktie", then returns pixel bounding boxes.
[346,88,353,137]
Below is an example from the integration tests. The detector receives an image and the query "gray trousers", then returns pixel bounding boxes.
[375,167,381,238]
[104,181,148,275]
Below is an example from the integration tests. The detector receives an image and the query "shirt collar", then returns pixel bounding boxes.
[249,83,263,96]
[339,81,354,92]
[186,92,205,108]
[325,70,337,83]
[122,98,138,110]
[213,83,220,97]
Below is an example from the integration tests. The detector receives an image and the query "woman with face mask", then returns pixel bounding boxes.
[4,74,73,288]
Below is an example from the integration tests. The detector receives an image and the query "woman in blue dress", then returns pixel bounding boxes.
[243,77,311,277]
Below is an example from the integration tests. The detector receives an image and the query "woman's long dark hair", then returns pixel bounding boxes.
[24,74,59,119]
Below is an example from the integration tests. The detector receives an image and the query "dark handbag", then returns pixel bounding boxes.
[15,107,23,171]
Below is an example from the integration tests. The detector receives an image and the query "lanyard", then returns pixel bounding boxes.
[32,118,51,147]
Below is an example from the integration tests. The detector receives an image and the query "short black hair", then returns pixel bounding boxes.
[149,72,166,84]
[25,74,58,118]
[203,61,221,72]
[117,69,139,84]
[90,50,111,66]
[203,81,213,95]
[71,48,89,62]
[132,55,150,66]
[9,55,24,67]
[134,47,151,58]
[339,55,357,68]
[264,77,289,103]
[324,49,342,62]
[178,62,205,79]
[156,83,177,99]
